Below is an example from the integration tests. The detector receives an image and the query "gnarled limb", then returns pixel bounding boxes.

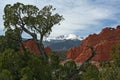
[68,46,96,79]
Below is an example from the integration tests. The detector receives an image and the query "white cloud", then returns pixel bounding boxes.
[49,0,118,37]
[0,0,120,37]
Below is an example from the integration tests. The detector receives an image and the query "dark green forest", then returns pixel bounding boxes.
[0,2,120,80]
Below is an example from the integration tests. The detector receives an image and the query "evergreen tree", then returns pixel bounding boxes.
[3,2,64,61]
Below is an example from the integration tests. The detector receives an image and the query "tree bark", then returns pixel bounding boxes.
[39,35,48,61]
[39,43,48,61]
[31,35,48,61]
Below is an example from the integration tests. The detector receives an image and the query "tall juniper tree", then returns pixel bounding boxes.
[3,2,64,61]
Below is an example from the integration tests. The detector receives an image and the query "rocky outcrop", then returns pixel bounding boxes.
[44,46,52,54]
[66,25,120,62]
[23,39,51,54]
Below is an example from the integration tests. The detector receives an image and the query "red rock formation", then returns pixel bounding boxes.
[45,46,52,54]
[23,39,51,54]
[66,25,120,63]
[66,46,81,60]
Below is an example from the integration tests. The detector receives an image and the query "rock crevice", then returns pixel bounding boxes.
[66,26,120,62]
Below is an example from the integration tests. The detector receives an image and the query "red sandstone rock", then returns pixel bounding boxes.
[66,26,120,63]
[23,39,51,54]
[66,47,81,60]
[45,46,52,54]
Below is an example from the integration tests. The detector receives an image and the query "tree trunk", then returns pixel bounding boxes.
[40,35,48,61]
[21,23,48,61]
[20,41,26,52]
[34,35,48,61]
[39,43,48,61]
[40,35,43,44]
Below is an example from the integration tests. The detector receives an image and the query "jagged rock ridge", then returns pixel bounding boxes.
[66,25,120,62]
[23,39,51,54]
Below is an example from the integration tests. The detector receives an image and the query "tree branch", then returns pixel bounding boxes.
[68,46,96,79]
[16,10,37,40]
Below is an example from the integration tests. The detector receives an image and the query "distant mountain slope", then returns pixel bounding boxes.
[43,34,83,51]
[22,34,83,51]
[44,39,82,51]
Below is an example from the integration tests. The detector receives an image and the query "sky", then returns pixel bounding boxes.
[0,0,120,38]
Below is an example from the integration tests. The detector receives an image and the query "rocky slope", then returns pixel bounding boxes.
[23,39,51,54]
[66,25,120,63]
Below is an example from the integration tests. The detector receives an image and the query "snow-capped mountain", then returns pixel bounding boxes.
[43,34,83,51]
[44,34,84,41]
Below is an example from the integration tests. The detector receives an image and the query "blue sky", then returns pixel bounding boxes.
[0,0,120,38]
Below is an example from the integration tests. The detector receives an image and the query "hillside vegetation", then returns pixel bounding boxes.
[0,2,120,80]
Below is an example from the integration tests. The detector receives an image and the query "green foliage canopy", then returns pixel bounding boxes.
[3,2,64,60]
[3,2,63,42]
